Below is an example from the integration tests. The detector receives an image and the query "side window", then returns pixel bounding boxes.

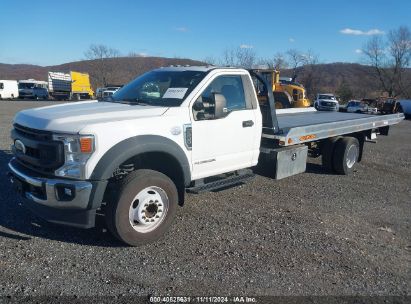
[0,83,3,90]
[193,75,247,121]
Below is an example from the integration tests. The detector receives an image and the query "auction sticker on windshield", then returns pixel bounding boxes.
[163,88,188,99]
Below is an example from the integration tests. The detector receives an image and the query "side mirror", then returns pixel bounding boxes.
[213,93,228,119]
[193,99,204,111]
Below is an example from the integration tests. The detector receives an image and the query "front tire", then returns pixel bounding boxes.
[332,137,360,175]
[106,169,178,246]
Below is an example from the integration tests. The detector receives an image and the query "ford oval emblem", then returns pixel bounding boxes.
[15,139,26,154]
[170,126,182,136]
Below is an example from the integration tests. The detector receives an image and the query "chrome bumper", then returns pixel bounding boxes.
[8,158,92,210]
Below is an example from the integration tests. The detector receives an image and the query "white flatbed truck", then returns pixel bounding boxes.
[8,66,404,246]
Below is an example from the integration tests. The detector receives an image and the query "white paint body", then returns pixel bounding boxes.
[0,80,19,99]
[314,93,339,111]
[14,68,263,181]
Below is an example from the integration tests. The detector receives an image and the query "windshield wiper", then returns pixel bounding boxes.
[117,98,152,106]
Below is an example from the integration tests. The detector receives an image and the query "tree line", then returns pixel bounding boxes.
[84,25,411,100]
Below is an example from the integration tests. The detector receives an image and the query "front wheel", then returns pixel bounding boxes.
[105,169,178,246]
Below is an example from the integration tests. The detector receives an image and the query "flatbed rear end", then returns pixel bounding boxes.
[259,111,404,179]
[262,111,405,146]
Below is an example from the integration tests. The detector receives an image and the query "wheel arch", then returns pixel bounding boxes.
[89,135,191,209]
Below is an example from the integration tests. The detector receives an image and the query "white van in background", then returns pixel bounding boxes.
[0,80,19,99]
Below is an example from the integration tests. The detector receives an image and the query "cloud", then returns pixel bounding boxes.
[128,51,149,57]
[340,28,384,36]
[289,38,295,43]
[175,27,189,32]
[239,44,253,49]
[355,49,363,54]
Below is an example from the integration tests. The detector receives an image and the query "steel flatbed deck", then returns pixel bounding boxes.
[262,111,405,146]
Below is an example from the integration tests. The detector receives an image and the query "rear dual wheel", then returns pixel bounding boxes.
[321,136,341,172]
[322,136,360,175]
[333,137,359,175]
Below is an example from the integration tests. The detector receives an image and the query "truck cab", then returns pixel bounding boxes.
[314,93,339,111]
[18,80,48,99]
[8,66,262,245]
[346,100,368,113]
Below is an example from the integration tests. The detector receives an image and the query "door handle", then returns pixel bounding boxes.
[242,120,254,127]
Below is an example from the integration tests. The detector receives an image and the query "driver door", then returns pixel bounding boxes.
[190,74,258,180]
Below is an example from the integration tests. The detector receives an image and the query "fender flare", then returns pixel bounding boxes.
[90,135,191,184]
[87,135,191,210]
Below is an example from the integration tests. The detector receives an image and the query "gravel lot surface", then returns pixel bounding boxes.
[0,100,410,297]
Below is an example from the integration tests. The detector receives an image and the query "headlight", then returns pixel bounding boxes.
[52,134,95,179]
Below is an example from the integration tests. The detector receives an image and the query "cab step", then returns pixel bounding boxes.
[186,169,255,194]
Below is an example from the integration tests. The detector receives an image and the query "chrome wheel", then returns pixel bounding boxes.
[346,144,358,169]
[128,186,169,233]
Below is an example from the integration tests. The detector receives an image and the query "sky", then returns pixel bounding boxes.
[1,0,410,66]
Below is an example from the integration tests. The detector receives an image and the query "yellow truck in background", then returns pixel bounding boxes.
[48,71,94,100]
[252,69,311,109]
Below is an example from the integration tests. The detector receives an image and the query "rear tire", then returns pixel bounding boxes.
[105,169,178,246]
[321,136,341,172]
[332,137,360,175]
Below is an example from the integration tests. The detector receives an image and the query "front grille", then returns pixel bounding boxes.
[11,124,64,175]
[14,124,53,141]
[321,101,336,107]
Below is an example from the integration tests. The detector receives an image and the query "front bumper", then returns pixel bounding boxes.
[317,105,338,111]
[8,158,99,228]
[19,91,39,98]
[8,158,92,209]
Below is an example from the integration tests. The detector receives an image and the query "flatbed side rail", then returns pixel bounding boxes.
[262,113,404,146]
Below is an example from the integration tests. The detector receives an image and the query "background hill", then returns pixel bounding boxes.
[1,58,410,100]
[0,57,204,88]
[282,62,390,99]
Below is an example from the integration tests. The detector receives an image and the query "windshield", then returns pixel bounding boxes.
[109,70,206,106]
[319,94,335,100]
[19,83,35,89]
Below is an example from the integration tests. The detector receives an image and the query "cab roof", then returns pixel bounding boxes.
[154,65,242,72]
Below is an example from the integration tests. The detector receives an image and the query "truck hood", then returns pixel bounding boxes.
[14,100,168,133]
